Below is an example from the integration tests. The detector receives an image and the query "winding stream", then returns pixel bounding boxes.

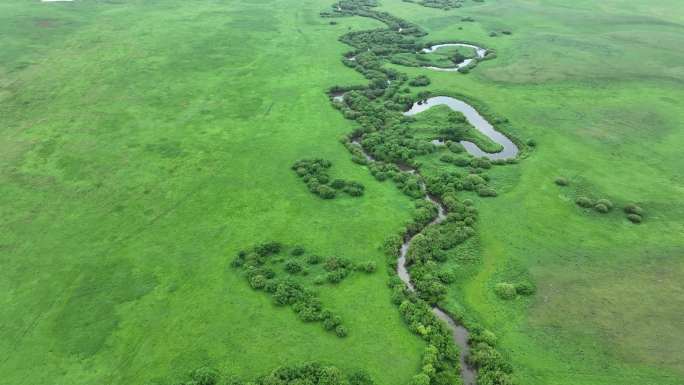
[347,94,517,385]
[404,96,519,160]
[421,43,487,72]
[351,140,478,384]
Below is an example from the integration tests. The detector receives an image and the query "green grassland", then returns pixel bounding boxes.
[1,0,683,385]
[0,1,423,384]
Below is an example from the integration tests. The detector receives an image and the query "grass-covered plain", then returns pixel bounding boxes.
[0,1,424,384]
[1,0,683,385]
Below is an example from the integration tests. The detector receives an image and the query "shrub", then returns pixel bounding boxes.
[624,203,644,215]
[284,259,303,274]
[307,254,322,264]
[515,281,535,296]
[191,367,219,385]
[594,203,609,213]
[409,75,431,87]
[554,177,569,186]
[362,261,376,273]
[335,325,348,337]
[410,373,430,385]
[627,213,642,224]
[317,185,337,199]
[494,282,516,300]
[596,198,613,210]
[249,275,267,290]
[331,179,347,189]
[323,314,342,330]
[349,371,374,385]
[527,139,537,147]
[255,241,282,257]
[575,196,593,208]
[478,186,498,197]
[327,270,346,284]
[471,329,498,346]
[291,245,306,256]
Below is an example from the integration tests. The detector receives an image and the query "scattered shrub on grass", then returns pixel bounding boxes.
[184,362,374,385]
[360,261,377,273]
[575,196,593,208]
[594,203,609,213]
[471,329,498,346]
[349,371,374,385]
[191,367,219,385]
[515,281,535,296]
[409,75,431,87]
[627,213,643,224]
[284,259,303,274]
[624,203,644,216]
[291,245,306,256]
[317,184,337,199]
[307,254,323,264]
[554,177,569,186]
[255,241,282,257]
[410,373,431,385]
[235,242,361,336]
[494,282,517,300]
[292,158,363,199]
[596,198,613,210]
[331,178,347,189]
[335,325,348,337]
[249,275,267,290]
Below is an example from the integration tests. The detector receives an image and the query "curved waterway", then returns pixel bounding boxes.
[351,140,477,385]
[421,43,487,72]
[404,96,519,160]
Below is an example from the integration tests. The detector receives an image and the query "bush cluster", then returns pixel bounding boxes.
[409,75,431,86]
[233,243,360,337]
[173,362,375,385]
[292,158,364,198]
[233,242,381,337]
[554,176,569,186]
[624,203,645,223]
[575,196,615,214]
[494,281,535,300]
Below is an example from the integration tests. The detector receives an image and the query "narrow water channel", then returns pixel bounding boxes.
[351,140,479,384]
[421,43,487,72]
[343,90,518,384]
[404,96,519,160]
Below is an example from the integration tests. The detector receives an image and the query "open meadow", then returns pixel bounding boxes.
[1,0,682,385]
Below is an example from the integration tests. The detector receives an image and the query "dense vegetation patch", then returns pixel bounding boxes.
[232,242,377,337]
[402,0,473,10]
[292,159,365,199]
[167,362,375,385]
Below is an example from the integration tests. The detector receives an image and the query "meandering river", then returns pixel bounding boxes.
[351,139,478,384]
[404,96,519,160]
[421,43,487,72]
[344,88,518,385]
